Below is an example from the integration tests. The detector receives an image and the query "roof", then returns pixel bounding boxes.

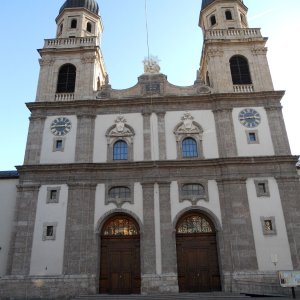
[201,0,244,10]
[59,0,99,15]
[0,171,19,179]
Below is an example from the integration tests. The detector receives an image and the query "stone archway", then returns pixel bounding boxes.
[176,212,221,292]
[99,214,141,294]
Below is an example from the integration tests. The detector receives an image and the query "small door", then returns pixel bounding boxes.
[176,213,221,292]
[100,215,141,294]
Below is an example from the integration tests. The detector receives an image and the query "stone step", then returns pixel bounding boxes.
[72,292,251,300]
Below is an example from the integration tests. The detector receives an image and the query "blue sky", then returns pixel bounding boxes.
[0,0,299,170]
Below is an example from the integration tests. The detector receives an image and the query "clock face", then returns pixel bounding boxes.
[238,108,261,128]
[50,117,72,136]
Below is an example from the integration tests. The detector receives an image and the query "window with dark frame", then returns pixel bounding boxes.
[264,220,273,232]
[258,183,267,194]
[55,140,63,150]
[50,190,57,200]
[56,64,76,93]
[182,138,198,158]
[230,55,252,84]
[46,226,54,237]
[249,132,257,142]
[210,15,216,26]
[86,22,92,33]
[71,19,77,29]
[182,184,205,197]
[225,10,233,20]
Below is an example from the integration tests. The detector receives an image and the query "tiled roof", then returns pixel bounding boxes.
[0,171,19,179]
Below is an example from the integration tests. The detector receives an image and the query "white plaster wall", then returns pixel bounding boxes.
[170,180,222,226]
[30,185,68,275]
[246,178,293,271]
[93,113,144,163]
[165,110,219,160]
[94,183,143,231]
[232,107,275,157]
[0,179,18,276]
[40,116,77,164]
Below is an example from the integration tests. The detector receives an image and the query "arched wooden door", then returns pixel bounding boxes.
[99,215,141,294]
[176,212,221,292]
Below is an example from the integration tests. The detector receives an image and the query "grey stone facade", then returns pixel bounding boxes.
[1,0,300,299]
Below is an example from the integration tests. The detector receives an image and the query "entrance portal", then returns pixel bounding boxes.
[176,212,221,292]
[100,214,141,294]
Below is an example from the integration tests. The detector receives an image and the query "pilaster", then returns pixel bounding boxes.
[276,176,300,268]
[24,116,46,165]
[75,113,96,162]
[213,108,237,158]
[142,111,152,161]
[265,105,291,155]
[63,183,97,275]
[157,112,166,160]
[217,177,258,273]
[9,184,40,275]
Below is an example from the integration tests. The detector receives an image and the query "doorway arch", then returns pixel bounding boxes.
[176,211,221,292]
[99,214,141,294]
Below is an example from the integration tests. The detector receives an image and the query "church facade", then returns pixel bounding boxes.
[1,0,300,299]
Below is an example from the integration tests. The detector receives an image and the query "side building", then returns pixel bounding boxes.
[1,0,300,298]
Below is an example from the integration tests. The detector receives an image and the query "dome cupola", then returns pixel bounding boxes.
[59,0,99,15]
[201,0,244,11]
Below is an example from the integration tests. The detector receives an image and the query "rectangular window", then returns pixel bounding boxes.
[261,216,276,235]
[53,138,65,152]
[246,130,259,144]
[56,140,63,150]
[50,190,57,200]
[46,187,61,204]
[258,183,266,194]
[264,220,273,232]
[42,222,57,241]
[254,180,270,197]
[46,226,54,237]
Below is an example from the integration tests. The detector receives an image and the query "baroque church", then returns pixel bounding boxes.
[1,0,300,298]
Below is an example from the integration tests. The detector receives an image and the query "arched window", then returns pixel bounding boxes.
[71,19,77,29]
[59,23,63,34]
[230,55,252,84]
[102,215,139,236]
[176,213,214,234]
[113,140,128,160]
[182,138,198,158]
[109,186,131,199]
[56,64,76,93]
[86,22,92,33]
[210,15,216,26]
[225,10,233,20]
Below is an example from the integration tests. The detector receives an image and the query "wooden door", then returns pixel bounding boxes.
[100,215,141,294]
[176,213,221,292]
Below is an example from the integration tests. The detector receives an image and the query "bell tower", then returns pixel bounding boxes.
[35,0,106,102]
[199,0,274,93]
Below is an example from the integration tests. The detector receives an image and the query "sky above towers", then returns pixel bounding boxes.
[0,0,299,170]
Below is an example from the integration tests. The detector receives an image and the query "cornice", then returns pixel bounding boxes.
[16,155,299,174]
[27,91,285,114]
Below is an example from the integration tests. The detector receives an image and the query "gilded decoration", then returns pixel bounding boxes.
[177,214,213,234]
[103,217,139,236]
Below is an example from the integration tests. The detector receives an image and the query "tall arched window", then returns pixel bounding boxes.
[225,10,233,20]
[182,138,198,158]
[71,19,77,29]
[56,64,76,93]
[229,55,252,84]
[113,140,128,160]
[210,15,216,26]
[86,22,92,33]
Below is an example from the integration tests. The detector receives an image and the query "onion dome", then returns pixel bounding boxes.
[59,0,99,15]
[202,0,244,10]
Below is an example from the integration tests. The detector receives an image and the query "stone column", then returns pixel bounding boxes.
[24,116,46,165]
[217,178,258,275]
[265,106,291,155]
[75,113,96,163]
[141,182,157,293]
[157,112,166,160]
[9,184,40,275]
[142,111,152,161]
[276,176,300,268]
[213,108,237,158]
[63,183,97,275]
[158,181,178,293]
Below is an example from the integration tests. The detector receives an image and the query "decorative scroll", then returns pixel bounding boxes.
[177,214,213,234]
[103,217,139,236]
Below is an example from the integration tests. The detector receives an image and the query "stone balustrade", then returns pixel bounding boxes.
[44,37,98,48]
[233,84,254,93]
[55,93,75,101]
[205,28,262,40]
